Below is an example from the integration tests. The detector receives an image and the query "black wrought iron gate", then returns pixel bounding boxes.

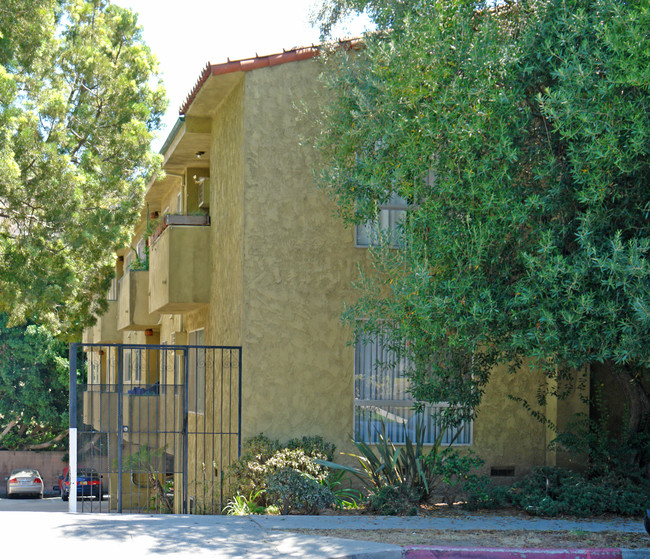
[69,343,242,514]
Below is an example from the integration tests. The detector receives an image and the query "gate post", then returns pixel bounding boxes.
[182,347,189,514]
[117,346,124,513]
[69,343,78,512]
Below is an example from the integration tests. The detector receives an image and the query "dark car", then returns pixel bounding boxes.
[61,468,104,501]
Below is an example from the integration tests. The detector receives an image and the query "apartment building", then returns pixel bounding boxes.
[79,46,587,513]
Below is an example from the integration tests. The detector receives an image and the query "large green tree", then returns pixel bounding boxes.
[315,0,650,462]
[0,314,69,449]
[0,0,166,335]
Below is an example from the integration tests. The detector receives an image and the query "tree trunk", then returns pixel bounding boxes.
[613,365,650,475]
[615,365,650,436]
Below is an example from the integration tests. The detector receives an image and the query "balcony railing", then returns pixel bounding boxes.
[148,215,211,313]
[117,270,160,331]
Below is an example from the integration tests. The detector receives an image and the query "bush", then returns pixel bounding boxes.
[367,483,420,516]
[226,434,281,499]
[461,475,509,511]
[225,433,336,512]
[286,435,336,461]
[262,448,330,483]
[266,468,335,514]
[508,466,650,517]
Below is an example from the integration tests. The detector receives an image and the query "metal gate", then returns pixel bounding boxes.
[69,343,242,514]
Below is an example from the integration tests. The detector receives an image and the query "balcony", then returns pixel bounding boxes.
[149,215,211,313]
[92,301,121,343]
[118,271,160,331]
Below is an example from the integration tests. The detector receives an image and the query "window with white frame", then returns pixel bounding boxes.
[354,331,472,445]
[355,193,408,248]
[188,329,205,414]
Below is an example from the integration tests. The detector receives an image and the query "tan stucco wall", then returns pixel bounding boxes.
[238,59,358,455]
[149,225,211,313]
[206,77,245,347]
[475,362,589,476]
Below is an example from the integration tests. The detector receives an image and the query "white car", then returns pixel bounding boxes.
[5,469,44,498]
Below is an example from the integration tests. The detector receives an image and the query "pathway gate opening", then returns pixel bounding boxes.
[69,343,242,514]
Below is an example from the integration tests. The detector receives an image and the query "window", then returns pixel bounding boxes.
[122,347,142,385]
[354,332,472,445]
[355,193,408,248]
[188,329,205,414]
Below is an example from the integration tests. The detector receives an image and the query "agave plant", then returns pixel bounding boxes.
[316,416,461,500]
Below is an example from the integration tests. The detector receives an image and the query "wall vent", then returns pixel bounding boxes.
[490,466,516,477]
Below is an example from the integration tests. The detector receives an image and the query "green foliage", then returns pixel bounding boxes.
[226,434,282,497]
[222,489,267,515]
[315,0,650,443]
[266,468,335,515]
[0,314,68,449]
[226,433,335,512]
[321,468,363,510]
[461,476,509,511]
[0,0,166,335]
[508,466,650,517]
[551,401,650,480]
[320,419,483,514]
[286,435,336,461]
[366,483,420,516]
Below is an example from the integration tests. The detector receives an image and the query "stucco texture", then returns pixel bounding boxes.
[239,60,358,455]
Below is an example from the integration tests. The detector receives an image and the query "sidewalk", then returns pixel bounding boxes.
[8,511,650,558]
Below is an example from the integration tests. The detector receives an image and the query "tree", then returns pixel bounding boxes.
[0,0,166,336]
[314,0,650,466]
[0,314,69,450]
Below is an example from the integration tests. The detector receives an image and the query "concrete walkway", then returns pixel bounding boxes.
[5,511,649,558]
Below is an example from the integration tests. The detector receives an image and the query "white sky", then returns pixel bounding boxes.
[111,0,372,150]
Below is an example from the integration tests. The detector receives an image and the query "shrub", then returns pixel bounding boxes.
[225,433,337,512]
[266,468,335,515]
[428,447,484,499]
[508,466,650,517]
[367,484,420,516]
[262,448,329,483]
[286,435,336,461]
[461,475,508,511]
[226,434,281,499]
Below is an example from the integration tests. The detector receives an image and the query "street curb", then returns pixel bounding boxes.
[621,551,650,559]
[404,547,623,559]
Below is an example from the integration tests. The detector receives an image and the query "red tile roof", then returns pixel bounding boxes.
[179,40,362,116]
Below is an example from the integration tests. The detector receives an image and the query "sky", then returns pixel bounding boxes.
[111,0,372,150]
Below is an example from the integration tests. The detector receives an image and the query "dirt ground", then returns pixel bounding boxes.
[290,527,650,549]
[294,506,650,549]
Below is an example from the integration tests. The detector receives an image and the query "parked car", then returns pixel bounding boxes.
[57,466,69,495]
[5,469,44,499]
[61,468,104,501]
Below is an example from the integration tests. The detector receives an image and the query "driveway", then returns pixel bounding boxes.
[0,495,67,512]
